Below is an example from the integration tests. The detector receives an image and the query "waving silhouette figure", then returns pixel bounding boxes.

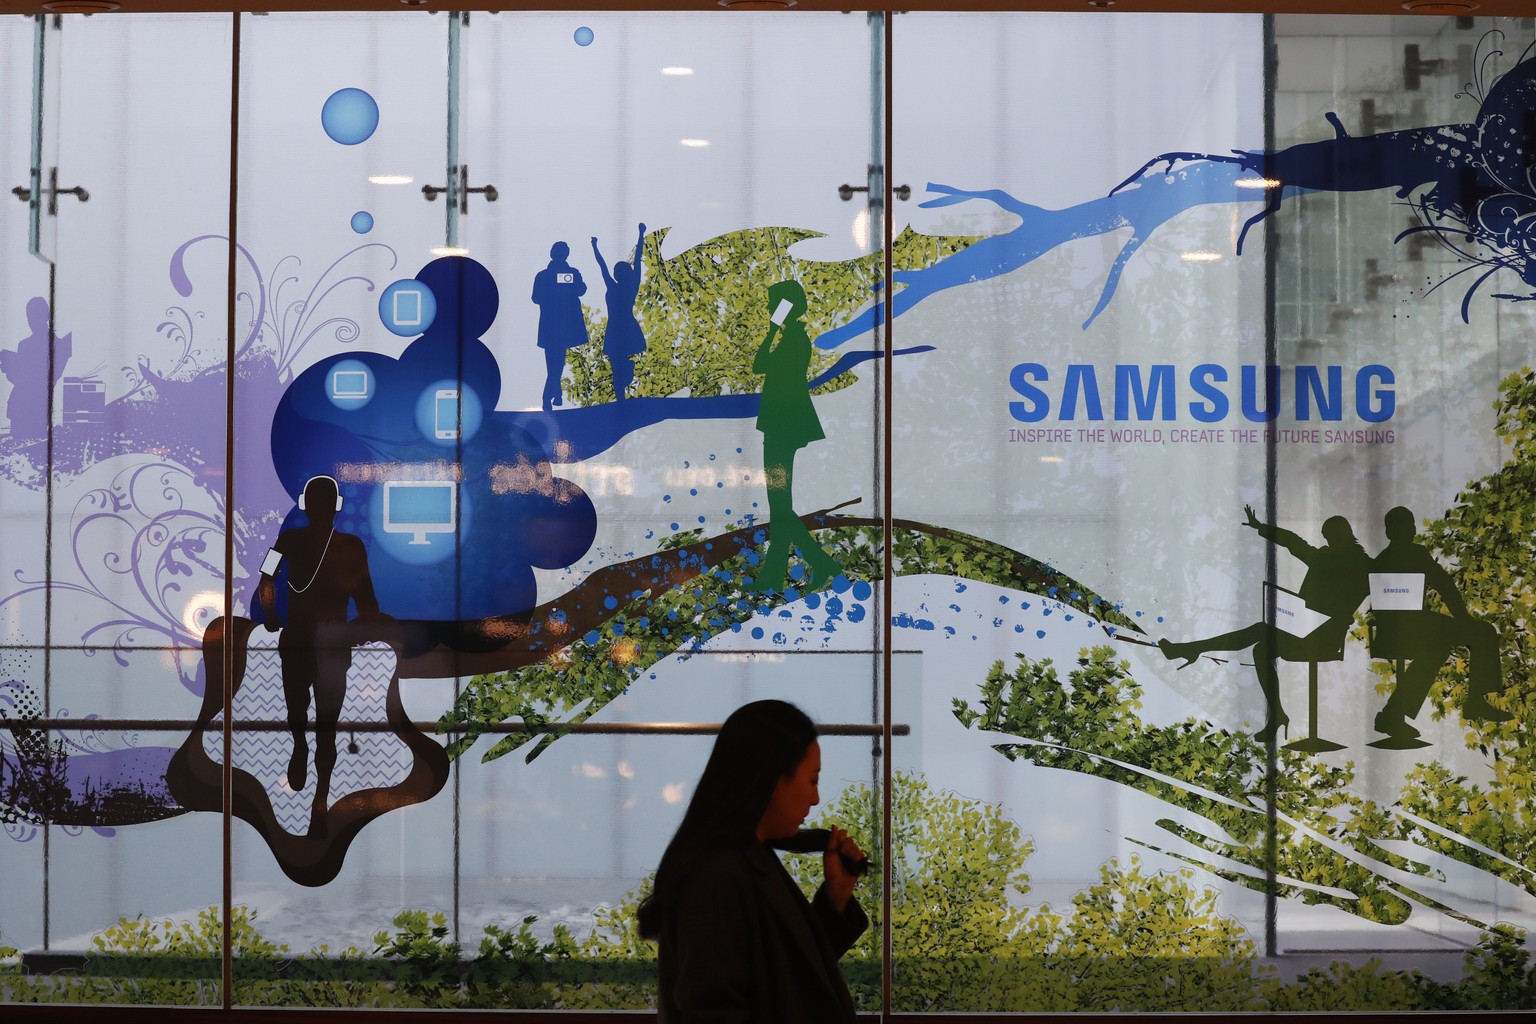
[592,223,648,400]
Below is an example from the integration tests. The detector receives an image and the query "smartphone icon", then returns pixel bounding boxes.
[393,289,423,327]
[435,388,460,440]
[770,298,794,325]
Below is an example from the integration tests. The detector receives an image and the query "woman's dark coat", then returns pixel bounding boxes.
[657,842,868,1023]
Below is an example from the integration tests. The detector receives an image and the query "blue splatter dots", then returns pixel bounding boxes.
[321,88,380,145]
[350,211,374,234]
[574,26,595,46]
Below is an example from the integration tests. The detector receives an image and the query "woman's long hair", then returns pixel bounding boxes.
[636,699,817,940]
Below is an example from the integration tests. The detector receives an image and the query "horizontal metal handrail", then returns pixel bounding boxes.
[7,719,909,736]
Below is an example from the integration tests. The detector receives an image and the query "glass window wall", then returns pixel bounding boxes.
[3,7,1534,1018]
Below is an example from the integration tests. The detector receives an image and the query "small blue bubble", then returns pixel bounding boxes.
[613,623,626,636]
[350,210,374,233]
[847,604,866,623]
[805,593,821,609]
[736,447,743,453]
[663,494,671,503]
[603,596,617,610]
[574,25,595,46]
[584,630,600,645]
[852,580,873,601]
[831,575,851,594]
[698,516,706,524]
[752,627,764,640]
[1036,630,1046,638]
[826,597,844,616]
[709,453,717,461]
[690,488,698,496]
[1014,624,1025,633]
[789,565,805,581]
[670,523,679,531]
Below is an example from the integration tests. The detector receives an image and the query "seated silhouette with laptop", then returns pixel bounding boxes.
[1367,506,1509,746]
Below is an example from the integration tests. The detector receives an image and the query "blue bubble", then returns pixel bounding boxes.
[1036,630,1047,638]
[350,211,374,234]
[574,25,594,46]
[321,88,380,145]
[379,278,438,336]
[852,580,873,601]
[325,358,376,411]
[804,593,821,610]
[413,380,484,446]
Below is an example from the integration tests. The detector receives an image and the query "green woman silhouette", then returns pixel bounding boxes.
[747,280,842,593]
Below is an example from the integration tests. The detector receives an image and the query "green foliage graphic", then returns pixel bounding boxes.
[4,776,1532,1010]
[440,516,1140,764]
[563,224,980,405]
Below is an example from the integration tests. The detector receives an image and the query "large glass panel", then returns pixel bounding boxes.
[2,11,231,1007]
[896,8,1536,1015]
[221,9,457,1001]
[447,10,888,1012]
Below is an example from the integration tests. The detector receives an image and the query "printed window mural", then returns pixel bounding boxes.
[2,7,1535,1016]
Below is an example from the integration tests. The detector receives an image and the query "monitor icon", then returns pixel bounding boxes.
[332,369,370,399]
[382,480,457,545]
[392,288,423,327]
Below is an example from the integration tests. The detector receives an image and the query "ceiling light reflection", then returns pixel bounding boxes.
[369,175,414,185]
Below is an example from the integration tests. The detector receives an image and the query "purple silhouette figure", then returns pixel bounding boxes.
[1,297,70,439]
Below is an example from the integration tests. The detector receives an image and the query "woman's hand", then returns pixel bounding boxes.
[1242,504,1261,530]
[823,827,863,912]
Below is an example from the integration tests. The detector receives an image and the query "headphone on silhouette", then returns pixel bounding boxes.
[297,474,343,512]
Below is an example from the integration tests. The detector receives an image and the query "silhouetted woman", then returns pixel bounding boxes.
[591,223,647,400]
[638,699,866,1023]
[748,280,842,593]
[1158,505,1371,742]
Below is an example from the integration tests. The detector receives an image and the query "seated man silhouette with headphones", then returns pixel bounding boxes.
[257,474,386,837]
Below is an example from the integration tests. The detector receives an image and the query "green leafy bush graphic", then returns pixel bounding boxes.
[3,775,1531,1010]
[563,224,980,405]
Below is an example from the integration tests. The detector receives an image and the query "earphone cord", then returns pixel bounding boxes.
[288,526,336,594]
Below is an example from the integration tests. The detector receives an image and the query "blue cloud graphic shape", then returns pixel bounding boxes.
[267,256,596,623]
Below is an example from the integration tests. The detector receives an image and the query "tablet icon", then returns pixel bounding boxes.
[379,279,438,337]
[393,288,423,327]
